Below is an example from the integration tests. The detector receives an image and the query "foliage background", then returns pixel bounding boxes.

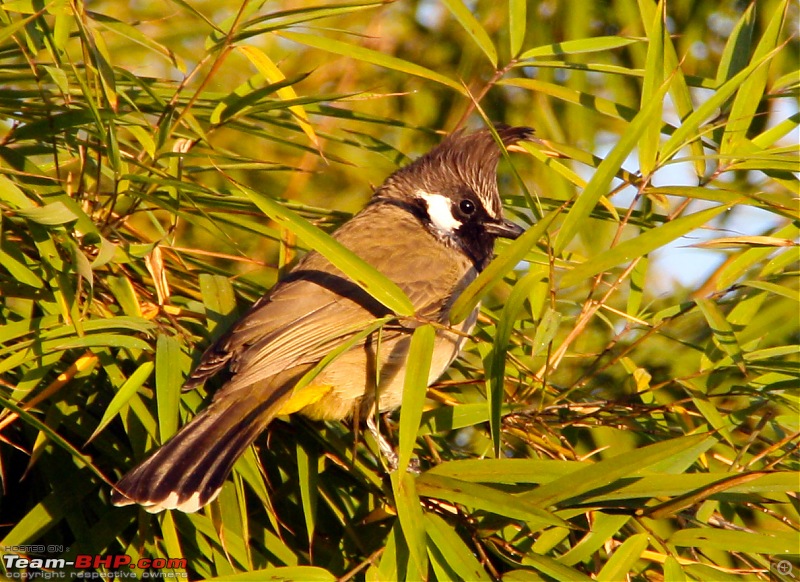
[0,0,798,579]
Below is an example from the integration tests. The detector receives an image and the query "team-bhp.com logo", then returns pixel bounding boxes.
[3,553,187,573]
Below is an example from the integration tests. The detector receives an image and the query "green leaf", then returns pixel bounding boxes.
[276,30,465,94]
[424,513,490,581]
[721,1,788,154]
[638,0,665,176]
[156,334,183,443]
[660,46,782,163]
[0,174,35,209]
[237,181,415,316]
[418,402,524,435]
[0,394,109,484]
[50,333,151,352]
[426,458,578,484]
[88,361,154,443]
[508,0,526,57]
[596,533,649,581]
[689,393,735,445]
[638,0,706,176]
[499,78,637,124]
[521,434,713,507]
[296,440,318,546]
[416,473,568,529]
[522,553,593,581]
[627,257,647,316]
[670,528,797,555]
[0,471,98,547]
[696,298,746,373]
[0,247,44,288]
[487,270,545,456]
[441,0,497,67]
[663,556,687,582]
[553,77,671,255]
[375,522,409,582]
[391,471,427,582]
[559,513,631,566]
[716,2,756,85]
[199,273,238,335]
[398,323,436,473]
[159,509,186,571]
[92,11,185,71]
[560,203,733,288]
[519,36,639,59]
[577,471,797,504]
[16,201,78,225]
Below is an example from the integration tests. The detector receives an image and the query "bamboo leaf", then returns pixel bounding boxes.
[237,45,320,148]
[391,472,427,581]
[0,248,44,288]
[660,47,782,163]
[16,201,78,225]
[522,553,593,581]
[237,181,415,316]
[87,361,154,443]
[638,0,705,176]
[521,434,713,507]
[638,0,665,177]
[721,1,788,154]
[296,440,318,547]
[441,0,497,67]
[560,203,733,288]
[508,0,526,57]
[716,3,756,86]
[487,270,545,456]
[426,458,578,484]
[199,273,238,336]
[553,77,671,256]
[398,324,436,474]
[275,30,465,94]
[418,402,524,435]
[416,473,568,529]
[375,522,409,582]
[663,556,687,582]
[519,36,639,59]
[670,528,797,555]
[425,513,490,581]
[560,513,631,566]
[597,534,649,581]
[155,334,183,443]
[696,298,746,373]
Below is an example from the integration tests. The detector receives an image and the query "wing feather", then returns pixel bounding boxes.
[185,202,473,399]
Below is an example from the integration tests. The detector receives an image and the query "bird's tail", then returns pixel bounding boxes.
[111,368,305,513]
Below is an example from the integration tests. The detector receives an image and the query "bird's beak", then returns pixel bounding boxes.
[485,218,525,240]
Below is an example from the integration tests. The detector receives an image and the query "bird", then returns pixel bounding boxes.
[111,125,534,513]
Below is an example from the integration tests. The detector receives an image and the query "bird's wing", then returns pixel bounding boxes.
[220,273,402,395]
[185,202,472,397]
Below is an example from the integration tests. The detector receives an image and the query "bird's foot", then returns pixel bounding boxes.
[366,414,420,474]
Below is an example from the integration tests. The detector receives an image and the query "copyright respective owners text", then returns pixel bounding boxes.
[2,546,188,579]
[771,555,799,581]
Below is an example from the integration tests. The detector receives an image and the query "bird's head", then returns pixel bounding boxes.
[373,126,533,270]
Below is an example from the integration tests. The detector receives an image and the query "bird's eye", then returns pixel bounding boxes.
[459,199,476,215]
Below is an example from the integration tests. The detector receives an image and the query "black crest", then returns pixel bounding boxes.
[388,125,534,218]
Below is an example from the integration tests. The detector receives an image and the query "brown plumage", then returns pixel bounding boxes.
[112,126,533,513]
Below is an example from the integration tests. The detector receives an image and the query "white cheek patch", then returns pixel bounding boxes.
[417,191,461,235]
